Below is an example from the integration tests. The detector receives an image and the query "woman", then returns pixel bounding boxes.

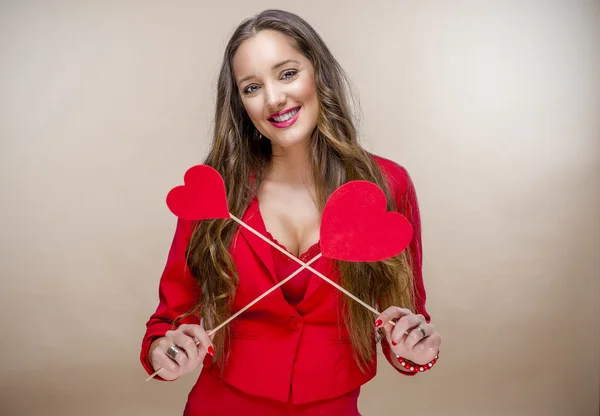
[140,9,441,416]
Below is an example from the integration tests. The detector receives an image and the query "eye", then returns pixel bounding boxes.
[242,84,259,95]
[281,70,298,80]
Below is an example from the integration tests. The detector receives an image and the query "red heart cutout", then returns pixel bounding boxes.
[320,181,413,262]
[166,165,230,221]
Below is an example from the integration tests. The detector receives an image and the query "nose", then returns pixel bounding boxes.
[264,83,285,112]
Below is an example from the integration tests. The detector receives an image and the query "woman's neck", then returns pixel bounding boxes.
[267,142,313,186]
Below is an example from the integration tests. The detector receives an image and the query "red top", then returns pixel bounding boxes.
[263,220,321,307]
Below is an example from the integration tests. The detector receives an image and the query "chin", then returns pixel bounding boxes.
[268,129,314,149]
[270,137,310,150]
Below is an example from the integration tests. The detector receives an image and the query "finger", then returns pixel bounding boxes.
[179,347,206,374]
[184,322,215,357]
[391,314,426,346]
[414,328,441,352]
[156,352,180,374]
[403,321,431,350]
[375,306,412,333]
[170,330,200,361]
[409,331,441,364]
[165,331,190,367]
[177,325,202,360]
[153,339,180,374]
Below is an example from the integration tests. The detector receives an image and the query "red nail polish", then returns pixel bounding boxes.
[392,341,397,346]
[207,346,214,356]
[374,319,383,328]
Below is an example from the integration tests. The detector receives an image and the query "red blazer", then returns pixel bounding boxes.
[140,155,430,405]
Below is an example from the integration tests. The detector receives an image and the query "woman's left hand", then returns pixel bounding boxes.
[375,306,441,365]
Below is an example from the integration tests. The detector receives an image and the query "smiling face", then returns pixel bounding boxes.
[232,30,320,151]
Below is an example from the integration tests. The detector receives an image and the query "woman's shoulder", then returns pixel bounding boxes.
[369,153,413,196]
[169,217,198,249]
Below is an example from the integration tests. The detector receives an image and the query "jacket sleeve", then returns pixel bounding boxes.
[139,218,202,379]
[379,163,431,375]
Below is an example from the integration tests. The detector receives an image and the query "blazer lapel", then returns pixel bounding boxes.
[236,197,278,285]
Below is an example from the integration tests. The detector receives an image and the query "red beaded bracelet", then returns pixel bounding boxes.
[396,352,439,374]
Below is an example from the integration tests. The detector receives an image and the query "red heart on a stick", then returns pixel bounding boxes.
[320,181,413,262]
[166,165,230,221]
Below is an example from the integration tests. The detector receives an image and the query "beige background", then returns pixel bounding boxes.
[1,1,599,415]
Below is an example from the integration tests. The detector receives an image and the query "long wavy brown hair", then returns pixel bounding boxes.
[177,9,415,372]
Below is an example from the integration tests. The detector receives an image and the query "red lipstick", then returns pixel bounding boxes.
[268,106,301,129]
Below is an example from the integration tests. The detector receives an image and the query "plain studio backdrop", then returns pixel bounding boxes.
[1,1,598,415]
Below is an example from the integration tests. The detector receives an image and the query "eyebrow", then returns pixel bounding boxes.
[236,59,301,86]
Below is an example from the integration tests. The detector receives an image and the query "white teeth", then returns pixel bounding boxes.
[272,108,299,123]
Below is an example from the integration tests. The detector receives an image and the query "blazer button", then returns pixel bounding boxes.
[288,316,303,331]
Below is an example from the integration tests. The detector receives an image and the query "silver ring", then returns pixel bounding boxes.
[417,326,426,338]
[166,345,180,361]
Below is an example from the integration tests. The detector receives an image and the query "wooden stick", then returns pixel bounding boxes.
[145,253,323,381]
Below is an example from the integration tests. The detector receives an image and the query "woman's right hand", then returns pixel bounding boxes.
[149,322,215,381]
